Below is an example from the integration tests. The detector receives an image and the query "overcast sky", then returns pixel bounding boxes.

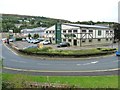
[0,0,119,22]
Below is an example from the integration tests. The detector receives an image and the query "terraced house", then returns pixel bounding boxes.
[45,23,114,46]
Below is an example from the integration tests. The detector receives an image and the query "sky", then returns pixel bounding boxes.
[0,0,119,22]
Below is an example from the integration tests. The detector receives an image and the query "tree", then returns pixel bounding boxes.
[33,34,39,39]
[28,33,31,39]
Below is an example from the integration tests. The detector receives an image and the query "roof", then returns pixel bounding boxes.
[63,23,109,29]
[45,23,110,31]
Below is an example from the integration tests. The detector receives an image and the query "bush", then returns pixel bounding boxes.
[15,37,22,41]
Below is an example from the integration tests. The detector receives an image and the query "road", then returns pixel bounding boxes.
[1,41,120,76]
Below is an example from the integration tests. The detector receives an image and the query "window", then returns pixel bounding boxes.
[46,31,48,33]
[82,39,86,43]
[89,39,92,42]
[89,30,93,33]
[110,31,113,33]
[98,39,101,42]
[53,31,54,33]
[98,30,101,36]
[106,38,108,41]
[110,38,112,41]
[106,31,109,34]
[82,30,86,33]
[73,30,77,33]
[68,39,71,42]
[49,31,51,33]
[63,30,66,33]
[63,39,66,42]
[68,30,72,33]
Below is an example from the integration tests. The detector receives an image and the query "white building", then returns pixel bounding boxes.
[45,23,114,46]
[21,27,46,37]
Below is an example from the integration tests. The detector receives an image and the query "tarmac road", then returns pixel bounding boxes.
[1,41,120,76]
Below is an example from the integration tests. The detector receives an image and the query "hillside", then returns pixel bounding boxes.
[1,14,117,33]
[1,14,71,32]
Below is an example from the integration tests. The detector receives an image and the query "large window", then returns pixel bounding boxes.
[98,30,102,36]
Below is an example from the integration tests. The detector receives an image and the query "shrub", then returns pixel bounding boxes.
[15,37,22,41]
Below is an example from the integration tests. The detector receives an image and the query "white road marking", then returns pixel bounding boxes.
[91,61,98,64]
[37,63,50,65]
[4,43,18,56]
[83,63,91,65]
[77,61,99,66]
[76,64,81,66]
[3,67,120,73]
[9,59,26,63]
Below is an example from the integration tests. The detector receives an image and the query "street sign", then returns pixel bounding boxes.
[55,23,62,44]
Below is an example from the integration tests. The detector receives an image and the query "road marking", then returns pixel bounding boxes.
[3,66,120,73]
[9,59,26,63]
[76,64,81,66]
[77,61,99,66]
[37,63,50,65]
[3,43,18,56]
[91,61,98,64]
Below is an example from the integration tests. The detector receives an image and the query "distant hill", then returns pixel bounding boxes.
[1,13,117,33]
[1,14,71,32]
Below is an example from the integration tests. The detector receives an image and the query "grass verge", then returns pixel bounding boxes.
[2,73,119,88]
[20,47,116,58]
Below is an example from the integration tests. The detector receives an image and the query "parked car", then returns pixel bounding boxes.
[57,42,70,47]
[1,38,7,43]
[30,39,35,43]
[9,38,14,42]
[39,40,51,45]
[23,45,38,50]
[22,38,26,41]
[26,38,31,43]
[116,51,120,56]
[33,39,40,44]
[37,38,44,42]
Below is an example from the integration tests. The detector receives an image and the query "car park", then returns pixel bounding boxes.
[57,42,70,47]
